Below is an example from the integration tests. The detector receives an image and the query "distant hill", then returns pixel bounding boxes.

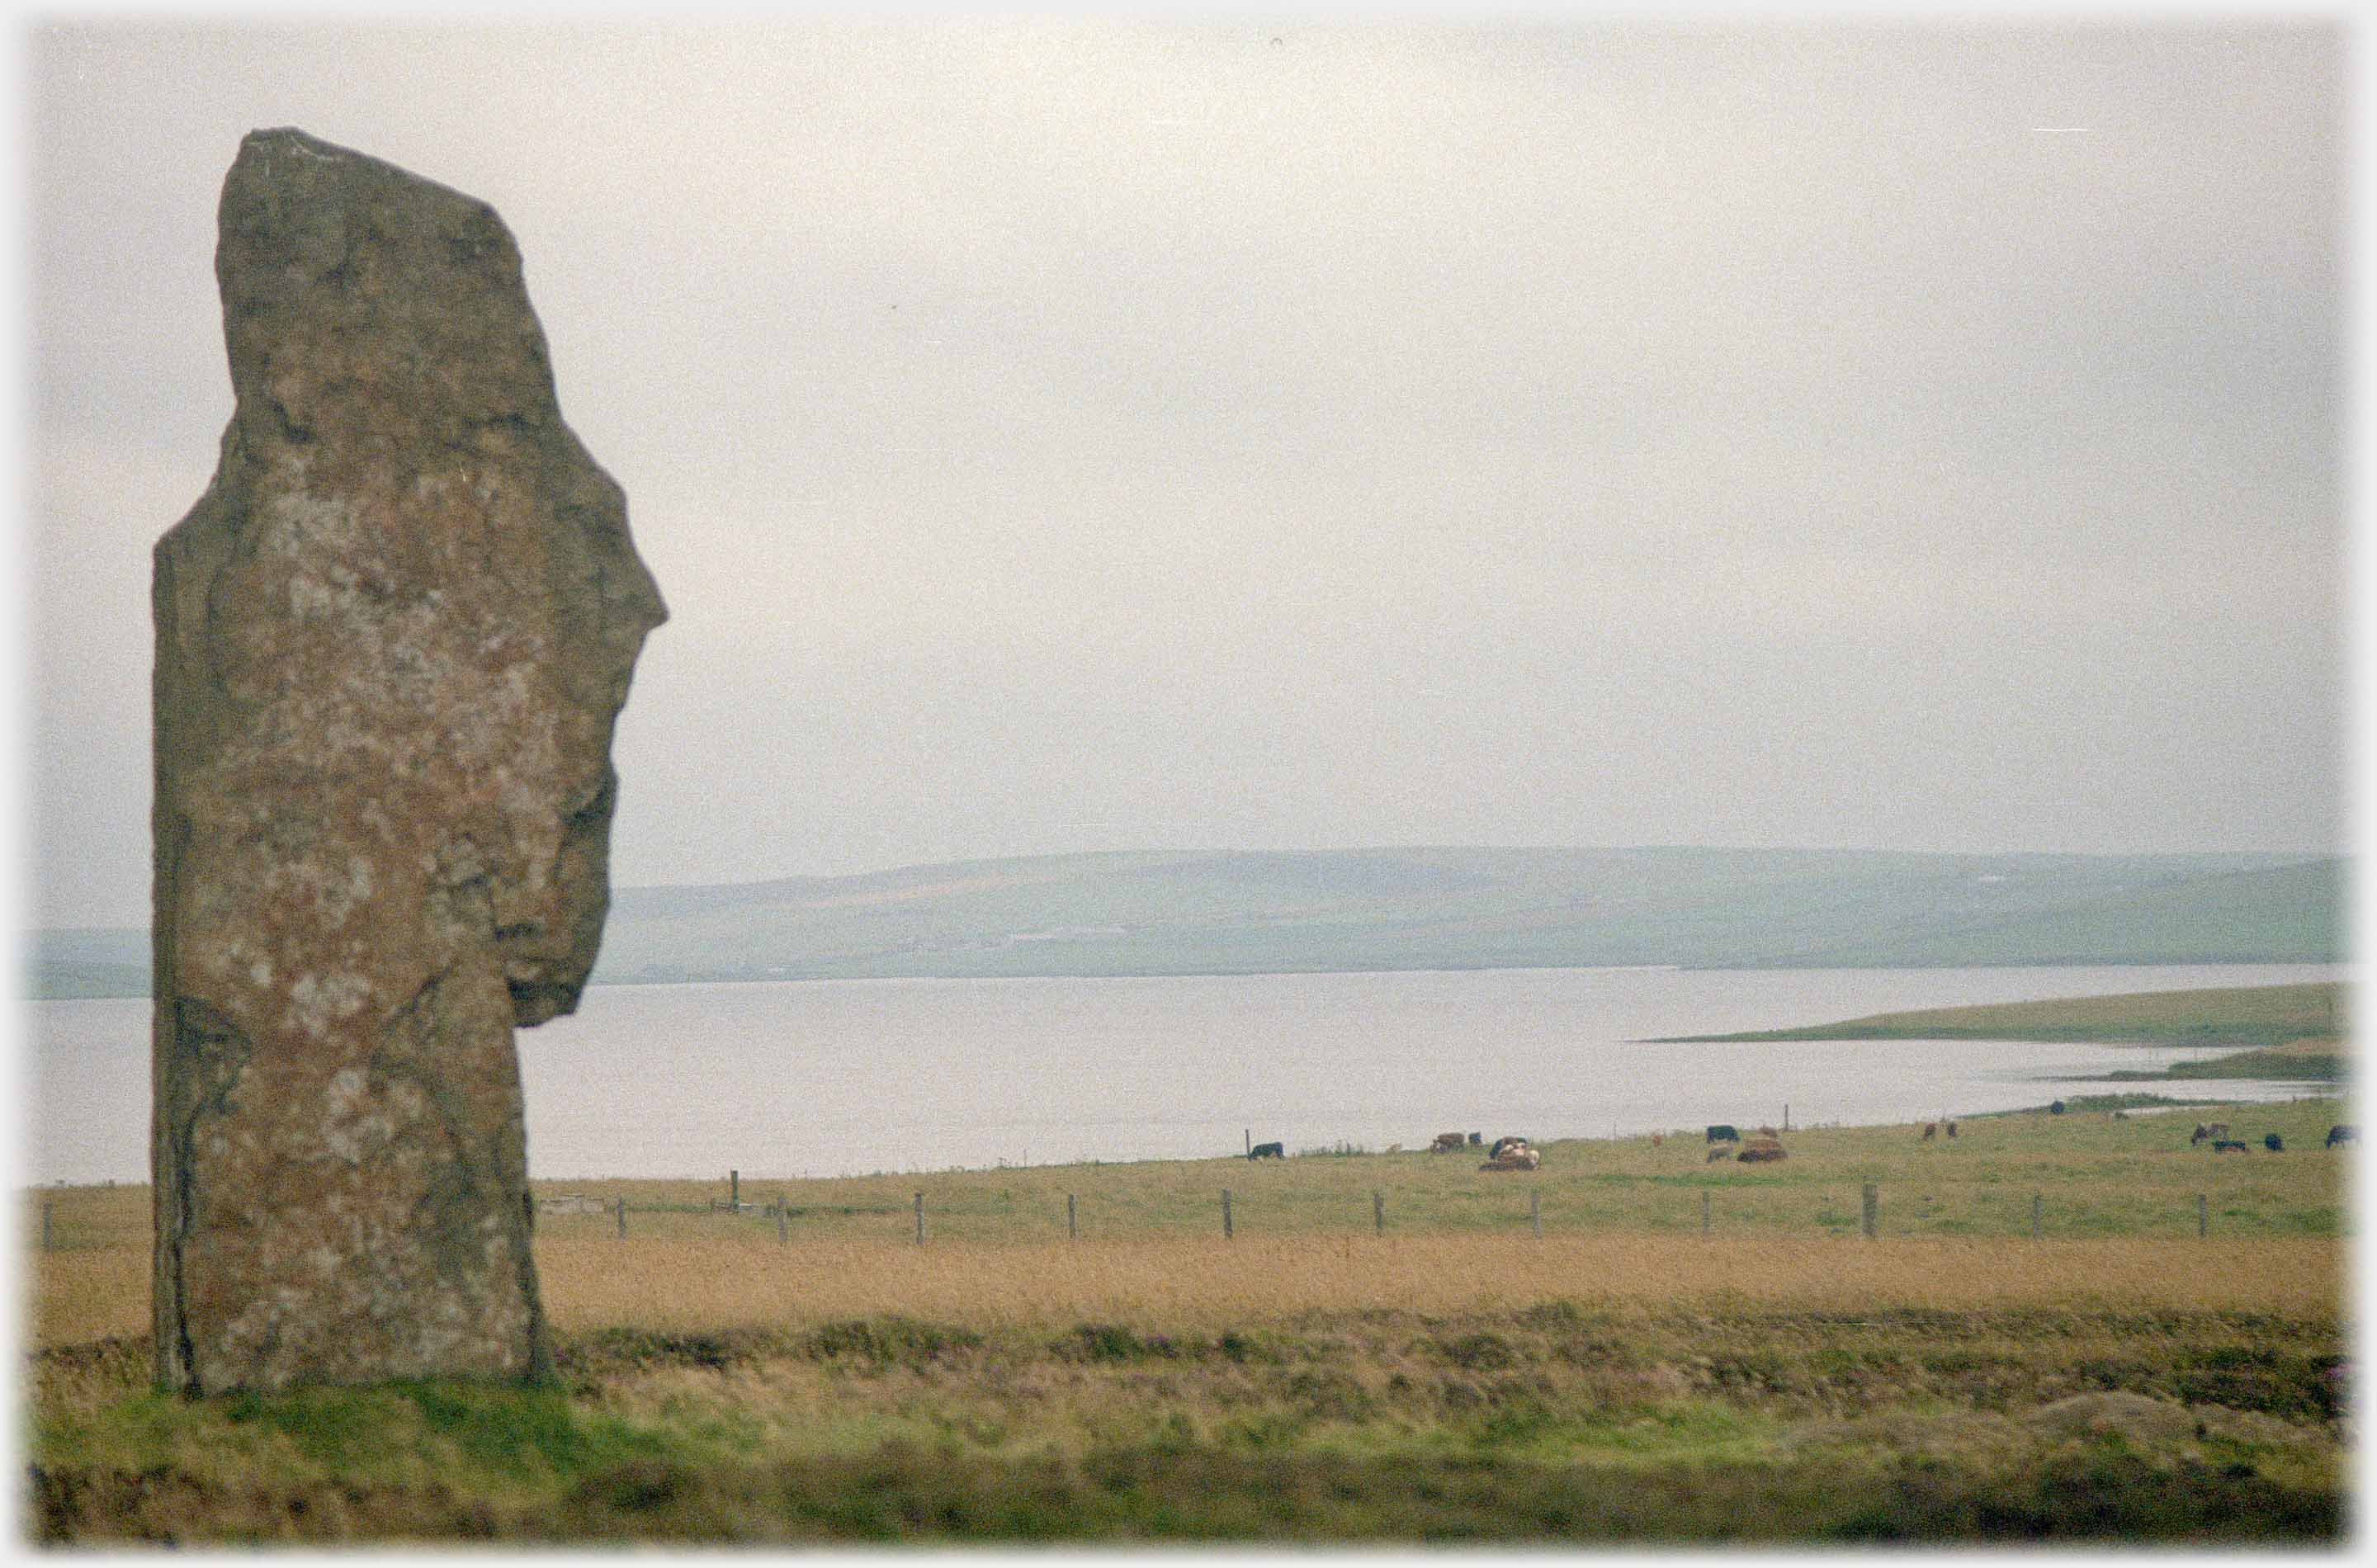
[25,847,2346,999]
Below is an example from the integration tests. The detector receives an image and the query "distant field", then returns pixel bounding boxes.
[25,1093,2351,1544]
[1655,981,2349,1075]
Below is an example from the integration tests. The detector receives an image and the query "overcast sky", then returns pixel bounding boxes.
[17,13,2348,929]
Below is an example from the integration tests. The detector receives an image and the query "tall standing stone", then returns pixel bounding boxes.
[151,129,665,1392]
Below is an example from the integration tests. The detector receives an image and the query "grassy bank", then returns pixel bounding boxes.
[23,1096,2352,1544]
[1653,981,2348,1077]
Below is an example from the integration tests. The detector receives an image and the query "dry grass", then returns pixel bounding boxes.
[535,1231,2347,1335]
[32,1228,2341,1349]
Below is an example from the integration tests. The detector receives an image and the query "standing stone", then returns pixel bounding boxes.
[151,128,665,1392]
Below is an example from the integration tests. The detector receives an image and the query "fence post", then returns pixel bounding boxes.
[1067,1193,1077,1241]
[2198,1193,2208,1239]
[777,1196,789,1244]
[1861,1183,1878,1239]
[42,1201,52,1253]
[914,1192,926,1245]
[2031,1193,2042,1238]
[617,1197,627,1239]
[1245,1128,1251,1157]
[1701,1190,1711,1235]
[1222,1188,1234,1240]
[730,1169,740,1209]
[1530,1189,1542,1240]
[1373,1189,1385,1235]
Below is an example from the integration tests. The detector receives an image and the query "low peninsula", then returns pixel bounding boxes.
[1650,981,2348,1081]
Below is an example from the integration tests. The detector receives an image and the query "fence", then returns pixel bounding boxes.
[14,1184,2280,1256]
[570,1182,2252,1246]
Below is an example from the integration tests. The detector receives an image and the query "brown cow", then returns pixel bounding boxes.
[1921,1122,1937,1141]
[1430,1132,1466,1154]
[1481,1146,1541,1172]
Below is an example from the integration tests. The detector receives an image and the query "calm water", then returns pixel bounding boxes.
[22,964,2344,1184]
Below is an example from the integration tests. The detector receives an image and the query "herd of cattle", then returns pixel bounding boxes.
[2185,1122,2357,1154]
[1240,1117,2356,1166]
[1409,1131,1540,1170]
[1703,1125,1787,1162]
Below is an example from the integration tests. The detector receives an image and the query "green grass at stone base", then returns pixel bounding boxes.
[28,1299,2346,1545]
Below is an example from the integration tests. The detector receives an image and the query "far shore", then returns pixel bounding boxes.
[1649,981,2349,1082]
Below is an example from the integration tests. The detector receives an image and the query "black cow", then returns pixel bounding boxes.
[2212,1139,2247,1153]
[1248,1141,1284,1160]
[2328,1125,2357,1149]
[1706,1125,1739,1144]
[2264,1133,2285,1153]
[1467,1132,1483,1145]
[2049,1100,2067,1116]
[1489,1136,1530,1159]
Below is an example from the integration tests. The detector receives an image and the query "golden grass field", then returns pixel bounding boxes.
[21,1084,2356,1544]
[32,1227,2345,1348]
[27,1090,2353,1344]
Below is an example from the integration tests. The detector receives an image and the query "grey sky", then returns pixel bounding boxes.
[21,16,2347,929]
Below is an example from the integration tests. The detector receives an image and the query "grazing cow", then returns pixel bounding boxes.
[1737,1140,1787,1164]
[2264,1133,2284,1153]
[1707,1125,1740,1144]
[2191,1124,2211,1146]
[1249,1141,1284,1160]
[1707,1146,1734,1162]
[1921,1122,1937,1141]
[2327,1126,2357,1149]
[1945,1121,1958,1138]
[1489,1136,1530,1159]
[2213,1140,2248,1153]
[1481,1146,1541,1172]
[1430,1132,1466,1155]
[2205,1122,2231,1141]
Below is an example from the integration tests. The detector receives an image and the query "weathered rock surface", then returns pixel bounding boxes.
[151,128,664,1392]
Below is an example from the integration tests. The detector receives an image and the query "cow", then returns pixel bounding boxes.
[1707,1125,1740,1144]
[1706,1146,1733,1162]
[1430,1132,1467,1154]
[2264,1133,2284,1153]
[1945,1120,1958,1138]
[2206,1122,2231,1140]
[1469,1132,1484,1145]
[1650,1132,1665,1147]
[1737,1140,1787,1164]
[1386,1143,1405,1155]
[1249,1141,1284,1160]
[1921,1122,1937,1141]
[1489,1136,1530,1159]
[2213,1140,2248,1153]
[1481,1147,1541,1172]
[2328,1126,2357,1149]
[2191,1123,2211,1145]
[2049,1100,2067,1116]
